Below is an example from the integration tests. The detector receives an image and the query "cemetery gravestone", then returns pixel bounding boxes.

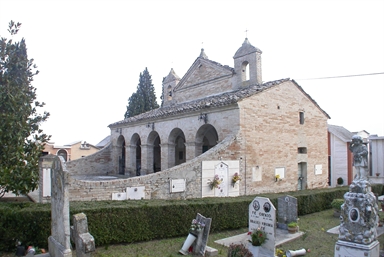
[192,213,212,256]
[71,213,95,257]
[277,195,298,230]
[44,155,72,257]
[249,197,276,257]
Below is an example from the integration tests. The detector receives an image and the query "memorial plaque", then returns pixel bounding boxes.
[170,179,186,193]
[126,186,145,200]
[249,197,276,256]
[277,195,298,229]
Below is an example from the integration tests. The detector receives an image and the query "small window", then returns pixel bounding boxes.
[299,112,304,125]
[298,147,307,154]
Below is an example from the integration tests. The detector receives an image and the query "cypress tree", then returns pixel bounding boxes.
[125,67,159,118]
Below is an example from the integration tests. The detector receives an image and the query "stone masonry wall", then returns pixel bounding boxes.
[175,61,233,103]
[66,143,113,176]
[68,135,243,201]
[238,80,329,194]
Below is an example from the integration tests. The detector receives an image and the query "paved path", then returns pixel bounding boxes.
[215,228,304,247]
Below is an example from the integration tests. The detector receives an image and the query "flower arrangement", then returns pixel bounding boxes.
[248,228,267,246]
[232,172,241,186]
[208,174,221,190]
[275,248,286,257]
[190,219,205,235]
[275,174,280,182]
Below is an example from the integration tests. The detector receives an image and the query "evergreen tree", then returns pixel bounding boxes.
[0,21,50,197]
[124,67,159,118]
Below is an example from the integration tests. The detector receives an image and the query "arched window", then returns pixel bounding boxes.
[57,149,68,161]
[167,85,172,100]
[241,61,250,81]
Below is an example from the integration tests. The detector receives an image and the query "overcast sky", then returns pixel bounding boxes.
[1,0,383,145]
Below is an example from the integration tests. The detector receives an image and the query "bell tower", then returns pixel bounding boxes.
[162,68,180,107]
[233,38,262,88]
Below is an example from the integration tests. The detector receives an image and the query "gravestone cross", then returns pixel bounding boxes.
[277,195,298,230]
[43,155,72,257]
[249,197,276,257]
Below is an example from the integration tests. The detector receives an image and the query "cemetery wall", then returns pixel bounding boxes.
[68,135,244,201]
[66,143,113,175]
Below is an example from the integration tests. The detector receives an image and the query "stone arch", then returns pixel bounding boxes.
[147,131,161,173]
[117,135,126,175]
[130,133,141,176]
[57,149,69,161]
[242,61,250,81]
[195,124,219,156]
[168,128,186,167]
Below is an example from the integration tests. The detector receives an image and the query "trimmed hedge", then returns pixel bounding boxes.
[0,184,382,252]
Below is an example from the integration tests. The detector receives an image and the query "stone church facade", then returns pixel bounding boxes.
[64,38,330,201]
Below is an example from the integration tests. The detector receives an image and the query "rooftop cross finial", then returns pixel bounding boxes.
[245,29,248,38]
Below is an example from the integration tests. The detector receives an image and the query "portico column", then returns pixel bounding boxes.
[195,142,203,157]
[140,144,149,175]
[128,144,137,177]
[160,143,170,171]
[162,143,176,169]
[185,141,197,161]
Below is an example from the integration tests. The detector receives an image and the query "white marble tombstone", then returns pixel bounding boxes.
[214,162,228,197]
[249,197,276,256]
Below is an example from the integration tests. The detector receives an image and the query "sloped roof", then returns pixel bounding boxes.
[96,135,111,148]
[328,124,353,142]
[174,54,235,91]
[109,78,330,127]
[163,68,180,84]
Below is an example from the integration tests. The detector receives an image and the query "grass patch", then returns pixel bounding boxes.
[2,209,384,256]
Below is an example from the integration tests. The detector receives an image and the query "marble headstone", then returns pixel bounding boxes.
[277,195,298,229]
[249,197,276,256]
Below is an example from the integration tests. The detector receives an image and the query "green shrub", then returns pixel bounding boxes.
[0,184,383,252]
[331,199,344,210]
[287,221,298,228]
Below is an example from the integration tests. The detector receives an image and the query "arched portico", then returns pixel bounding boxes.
[167,128,186,168]
[147,131,161,173]
[129,133,141,176]
[195,124,219,156]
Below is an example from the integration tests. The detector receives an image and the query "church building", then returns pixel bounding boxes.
[64,38,330,201]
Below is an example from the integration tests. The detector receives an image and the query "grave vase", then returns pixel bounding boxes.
[179,233,197,255]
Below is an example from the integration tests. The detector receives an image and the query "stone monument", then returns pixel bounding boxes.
[249,197,276,257]
[334,135,380,256]
[71,213,95,257]
[277,195,298,230]
[42,155,72,257]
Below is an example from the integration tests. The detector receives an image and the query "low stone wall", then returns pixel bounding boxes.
[66,143,113,176]
[68,135,241,201]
